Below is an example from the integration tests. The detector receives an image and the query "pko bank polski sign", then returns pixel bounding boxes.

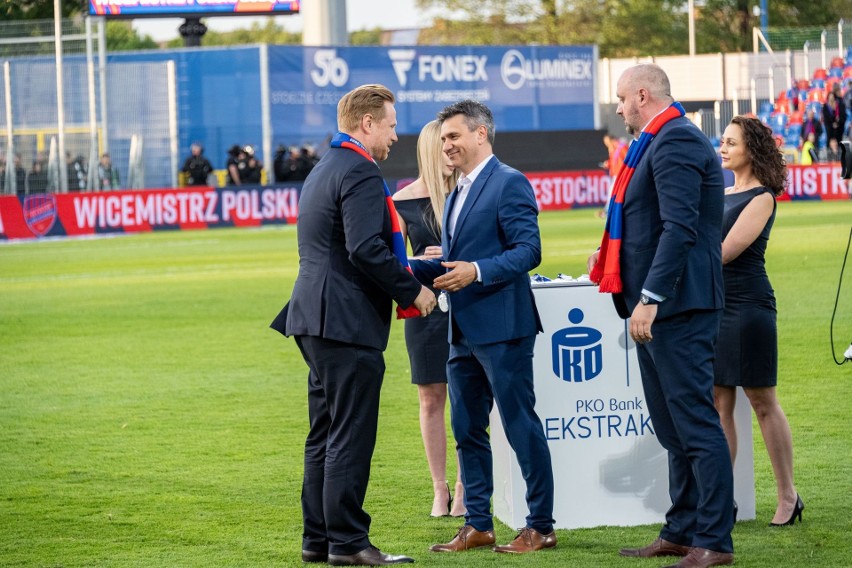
[268,45,597,139]
[491,281,667,529]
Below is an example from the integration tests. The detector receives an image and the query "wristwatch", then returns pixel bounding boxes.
[639,293,659,306]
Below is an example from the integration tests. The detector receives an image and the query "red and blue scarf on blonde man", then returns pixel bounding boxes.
[330,131,422,319]
[590,102,686,293]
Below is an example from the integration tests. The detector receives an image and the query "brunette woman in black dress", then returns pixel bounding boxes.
[715,116,803,526]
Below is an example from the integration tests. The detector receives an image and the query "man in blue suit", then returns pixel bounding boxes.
[414,100,556,555]
[271,84,435,566]
[588,64,734,568]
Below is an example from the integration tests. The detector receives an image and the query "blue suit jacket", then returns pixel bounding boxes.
[616,117,725,320]
[413,156,543,344]
[271,147,422,351]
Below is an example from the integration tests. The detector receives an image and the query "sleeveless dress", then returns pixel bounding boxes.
[395,197,450,385]
[714,186,778,388]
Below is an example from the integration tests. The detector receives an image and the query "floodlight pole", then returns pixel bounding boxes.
[54,0,68,193]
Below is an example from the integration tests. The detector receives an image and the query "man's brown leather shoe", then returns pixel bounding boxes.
[429,525,496,552]
[619,537,691,558]
[662,547,734,568]
[493,527,557,553]
[327,546,414,566]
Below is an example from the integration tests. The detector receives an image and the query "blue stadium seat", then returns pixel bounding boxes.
[811,78,826,90]
[759,101,774,114]
[828,67,843,79]
[807,101,822,115]
[758,111,771,125]
[770,112,788,131]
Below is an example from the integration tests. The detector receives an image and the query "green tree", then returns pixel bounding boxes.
[416,0,852,56]
[164,19,301,47]
[105,21,158,51]
[0,0,81,19]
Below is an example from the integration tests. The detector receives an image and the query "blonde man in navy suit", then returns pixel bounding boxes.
[414,100,556,555]
[271,84,435,566]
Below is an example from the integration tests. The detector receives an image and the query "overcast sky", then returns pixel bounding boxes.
[133,0,428,42]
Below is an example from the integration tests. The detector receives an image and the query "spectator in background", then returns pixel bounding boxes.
[800,109,823,150]
[67,153,87,191]
[181,143,214,186]
[800,132,818,165]
[28,159,48,194]
[12,153,27,195]
[824,137,842,162]
[277,145,314,182]
[823,89,846,145]
[97,153,120,191]
[226,144,245,186]
[241,145,263,185]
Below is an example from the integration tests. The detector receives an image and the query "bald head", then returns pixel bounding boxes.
[616,64,675,133]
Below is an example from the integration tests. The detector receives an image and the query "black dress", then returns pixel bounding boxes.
[714,187,778,388]
[395,197,449,385]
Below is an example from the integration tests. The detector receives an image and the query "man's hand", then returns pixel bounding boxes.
[433,261,477,292]
[421,245,443,259]
[587,250,600,274]
[413,285,437,317]
[629,303,657,344]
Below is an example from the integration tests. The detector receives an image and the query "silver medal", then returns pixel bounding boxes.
[438,291,449,313]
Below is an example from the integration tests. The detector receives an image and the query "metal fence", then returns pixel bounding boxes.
[1,18,176,195]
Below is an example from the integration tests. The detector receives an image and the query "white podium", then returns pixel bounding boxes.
[491,281,755,529]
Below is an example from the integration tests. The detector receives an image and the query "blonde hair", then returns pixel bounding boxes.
[417,120,458,232]
[337,84,394,133]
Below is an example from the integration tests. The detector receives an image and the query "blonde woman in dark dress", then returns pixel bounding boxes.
[715,116,803,527]
[393,120,466,517]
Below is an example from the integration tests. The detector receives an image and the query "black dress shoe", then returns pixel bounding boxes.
[328,545,415,566]
[302,549,328,563]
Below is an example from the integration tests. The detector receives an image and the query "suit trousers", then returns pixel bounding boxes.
[294,335,384,556]
[635,309,734,554]
[447,332,555,534]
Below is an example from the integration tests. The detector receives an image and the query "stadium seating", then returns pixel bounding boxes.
[757,52,851,163]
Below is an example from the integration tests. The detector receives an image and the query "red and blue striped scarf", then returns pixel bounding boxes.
[331,132,421,319]
[591,102,685,293]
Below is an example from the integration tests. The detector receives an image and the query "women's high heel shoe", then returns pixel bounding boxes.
[769,494,804,526]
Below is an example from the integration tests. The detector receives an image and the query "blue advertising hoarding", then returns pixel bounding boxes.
[268,45,598,142]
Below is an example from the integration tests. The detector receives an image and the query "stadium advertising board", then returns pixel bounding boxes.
[268,45,598,139]
[0,186,299,240]
[88,0,300,18]
[1,165,848,240]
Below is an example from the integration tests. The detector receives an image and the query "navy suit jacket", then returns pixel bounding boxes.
[270,146,422,351]
[413,156,543,344]
[616,117,724,320]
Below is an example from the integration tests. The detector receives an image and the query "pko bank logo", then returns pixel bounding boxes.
[500,49,593,91]
[552,308,603,383]
[310,49,349,87]
[23,193,57,237]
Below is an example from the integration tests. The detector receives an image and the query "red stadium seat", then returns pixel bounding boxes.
[844,66,852,79]
[830,56,845,69]
[796,79,810,91]
[807,88,826,103]
[812,68,827,80]
[789,110,803,124]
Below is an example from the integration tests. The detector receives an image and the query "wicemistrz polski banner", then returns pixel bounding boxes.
[0,186,299,240]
